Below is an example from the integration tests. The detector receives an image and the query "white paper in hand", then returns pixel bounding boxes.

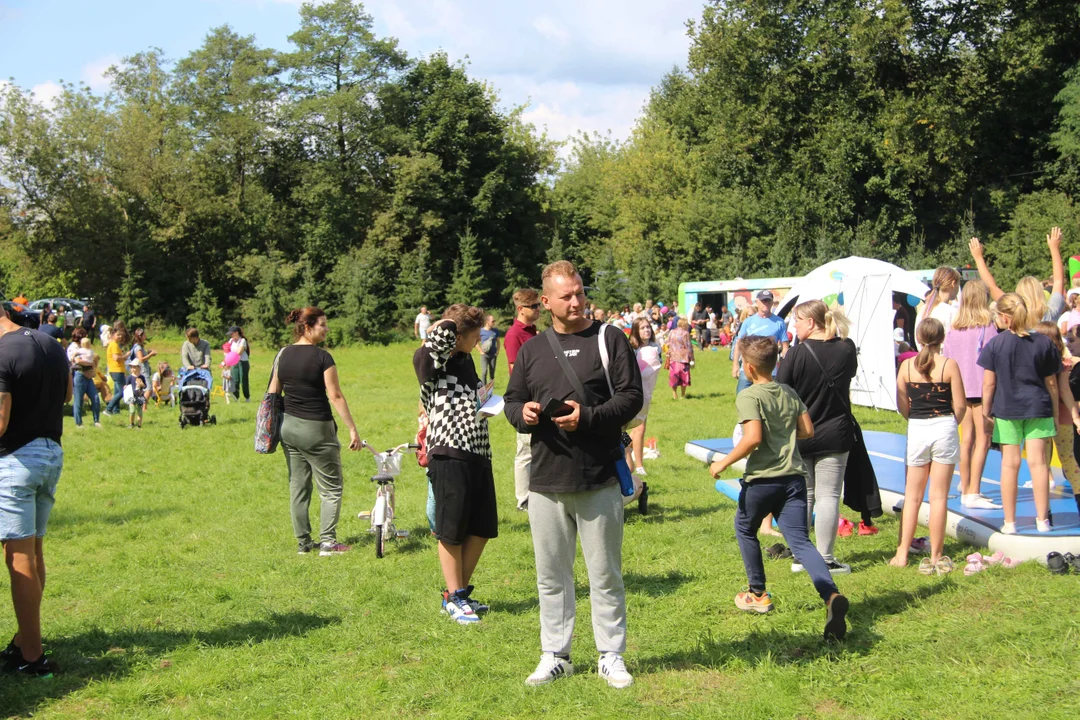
[477,394,504,418]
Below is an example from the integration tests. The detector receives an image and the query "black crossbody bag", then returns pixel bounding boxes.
[799,341,882,518]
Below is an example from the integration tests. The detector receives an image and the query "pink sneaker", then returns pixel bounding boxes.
[837,518,855,537]
[857,521,879,536]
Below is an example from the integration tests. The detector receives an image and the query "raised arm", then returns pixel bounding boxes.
[969,237,1004,301]
[1048,226,1065,297]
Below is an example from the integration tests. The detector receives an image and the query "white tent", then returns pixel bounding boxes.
[777,257,930,412]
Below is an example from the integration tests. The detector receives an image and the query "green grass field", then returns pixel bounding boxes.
[2,341,1077,719]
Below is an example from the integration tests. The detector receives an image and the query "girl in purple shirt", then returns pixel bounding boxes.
[941,280,999,509]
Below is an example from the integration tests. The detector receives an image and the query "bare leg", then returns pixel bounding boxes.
[891,464,930,567]
[627,422,646,472]
[4,537,44,662]
[969,403,991,497]
[438,541,466,592]
[958,404,975,495]
[1000,444,1022,525]
[759,514,782,537]
[928,462,954,562]
[460,536,489,588]
[1026,437,1051,523]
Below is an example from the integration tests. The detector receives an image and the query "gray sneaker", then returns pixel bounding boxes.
[319,541,351,556]
[297,540,315,554]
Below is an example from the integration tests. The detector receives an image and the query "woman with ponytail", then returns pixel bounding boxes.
[919,267,961,339]
[941,279,1000,508]
[892,318,966,574]
[977,293,1061,534]
[268,307,361,556]
[777,300,858,572]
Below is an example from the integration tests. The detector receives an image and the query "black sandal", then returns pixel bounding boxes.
[1064,552,1080,574]
[1047,551,1069,575]
[765,543,786,559]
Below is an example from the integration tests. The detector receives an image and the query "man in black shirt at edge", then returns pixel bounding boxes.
[0,305,71,678]
[504,261,643,689]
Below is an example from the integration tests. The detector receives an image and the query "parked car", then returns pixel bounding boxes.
[2,301,40,328]
[27,298,85,322]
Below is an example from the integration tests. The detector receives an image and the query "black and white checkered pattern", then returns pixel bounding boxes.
[417,324,492,460]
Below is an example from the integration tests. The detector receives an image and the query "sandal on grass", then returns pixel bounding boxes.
[1047,552,1069,575]
[1064,553,1080,574]
[1000,557,1022,569]
[765,543,787,559]
[983,551,1005,566]
[918,557,935,575]
[934,557,954,575]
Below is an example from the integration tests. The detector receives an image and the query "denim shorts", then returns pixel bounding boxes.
[0,438,64,541]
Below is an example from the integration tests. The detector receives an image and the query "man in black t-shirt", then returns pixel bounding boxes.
[39,314,65,342]
[0,306,70,678]
[505,261,642,689]
[81,305,96,341]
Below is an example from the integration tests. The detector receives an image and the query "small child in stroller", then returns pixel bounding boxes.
[177,367,216,428]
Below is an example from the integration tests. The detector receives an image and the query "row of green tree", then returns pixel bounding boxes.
[0,0,553,343]
[3,1,1080,341]
[553,0,1080,307]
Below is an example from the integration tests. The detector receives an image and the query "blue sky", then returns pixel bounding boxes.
[0,0,704,144]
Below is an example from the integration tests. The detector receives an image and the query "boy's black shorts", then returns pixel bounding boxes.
[429,454,499,545]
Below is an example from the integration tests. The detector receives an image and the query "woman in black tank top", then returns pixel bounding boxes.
[891,318,967,576]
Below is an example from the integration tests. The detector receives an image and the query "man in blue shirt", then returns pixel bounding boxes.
[731,290,789,394]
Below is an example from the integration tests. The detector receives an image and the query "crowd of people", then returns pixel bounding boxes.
[4,228,1078,686]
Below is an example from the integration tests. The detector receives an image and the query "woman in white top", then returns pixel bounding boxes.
[918,267,961,344]
[228,325,251,401]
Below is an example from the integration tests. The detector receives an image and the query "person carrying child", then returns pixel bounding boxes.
[891,319,966,574]
[71,337,101,428]
[708,336,849,640]
[125,359,149,429]
[978,294,1061,534]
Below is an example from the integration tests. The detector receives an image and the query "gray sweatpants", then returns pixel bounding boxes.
[281,415,344,544]
[805,451,849,563]
[514,433,531,510]
[529,482,626,656]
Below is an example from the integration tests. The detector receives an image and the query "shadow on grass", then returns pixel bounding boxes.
[0,611,340,718]
[634,503,723,525]
[49,506,178,530]
[638,583,950,672]
[341,525,435,556]
[625,569,694,597]
[842,539,972,569]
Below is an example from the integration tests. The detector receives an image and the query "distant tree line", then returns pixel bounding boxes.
[3,1,1080,342]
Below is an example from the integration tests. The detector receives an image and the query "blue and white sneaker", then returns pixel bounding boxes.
[464,585,489,614]
[525,652,573,686]
[443,590,480,625]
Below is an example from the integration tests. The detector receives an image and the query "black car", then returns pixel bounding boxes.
[2,301,41,329]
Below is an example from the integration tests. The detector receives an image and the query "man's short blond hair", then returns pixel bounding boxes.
[512,288,539,307]
[541,260,579,290]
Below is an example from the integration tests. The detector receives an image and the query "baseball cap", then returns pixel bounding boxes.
[757,290,774,302]
[129,358,142,367]
[893,328,905,343]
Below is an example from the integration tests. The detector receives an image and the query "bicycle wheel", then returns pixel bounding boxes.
[375,525,384,559]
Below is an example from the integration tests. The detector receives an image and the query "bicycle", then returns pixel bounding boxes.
[358,440,419,558]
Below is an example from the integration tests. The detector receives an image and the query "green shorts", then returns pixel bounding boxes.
[992,417,1055,445]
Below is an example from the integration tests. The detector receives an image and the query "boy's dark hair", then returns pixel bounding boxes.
[739,336,778,375]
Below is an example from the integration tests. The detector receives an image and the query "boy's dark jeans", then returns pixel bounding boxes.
[735,474,839,603]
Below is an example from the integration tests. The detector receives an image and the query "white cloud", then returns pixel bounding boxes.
[81,55,120,93]
[30,81,63,108]
[532,16,570,45]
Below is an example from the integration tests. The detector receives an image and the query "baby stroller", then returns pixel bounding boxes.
[178,368,217,429]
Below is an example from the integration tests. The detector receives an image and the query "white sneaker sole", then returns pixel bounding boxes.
[599,670,633,689]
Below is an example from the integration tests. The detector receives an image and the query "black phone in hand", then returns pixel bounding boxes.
[543,397,573,418]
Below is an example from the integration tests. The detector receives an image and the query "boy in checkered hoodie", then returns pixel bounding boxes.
[413,304,497,624]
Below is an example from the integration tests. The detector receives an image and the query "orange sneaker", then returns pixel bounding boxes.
[837,518,855,537]
[734,589,773,614]
[858,521,879,536]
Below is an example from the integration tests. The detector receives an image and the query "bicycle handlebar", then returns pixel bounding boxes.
[360,440,418,456]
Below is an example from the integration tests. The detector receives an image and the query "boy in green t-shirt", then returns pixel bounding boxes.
[710,336,848,641]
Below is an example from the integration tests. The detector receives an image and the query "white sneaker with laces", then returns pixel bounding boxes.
[525,652,573,686]
[597,652,632,689]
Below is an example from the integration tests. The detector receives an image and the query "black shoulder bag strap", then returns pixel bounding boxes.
[544,328,596,406]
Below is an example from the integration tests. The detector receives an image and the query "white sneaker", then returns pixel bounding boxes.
[525,652,573,686]
[1001,522,1017,535]
[597,652,632,688]
[634,467,647,477]
[962,495,1002,510]
[1036,518,1052,533]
